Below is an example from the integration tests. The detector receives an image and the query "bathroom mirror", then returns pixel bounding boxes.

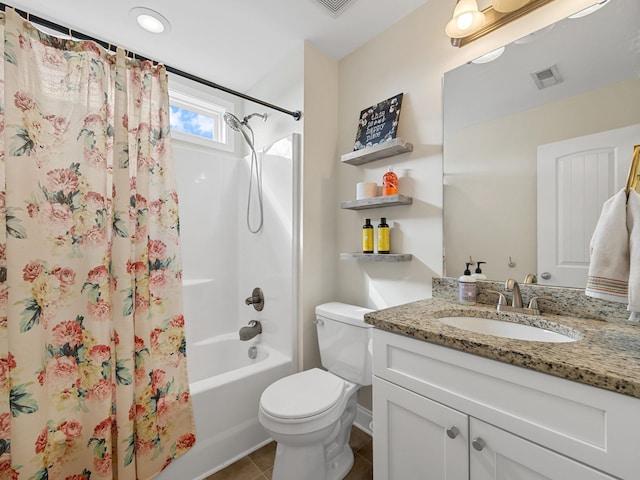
[443,0,640,287]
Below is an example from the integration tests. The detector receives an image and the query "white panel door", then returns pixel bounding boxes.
[469,418,616,480]
[537,125,640,287]
[372,377,468,480]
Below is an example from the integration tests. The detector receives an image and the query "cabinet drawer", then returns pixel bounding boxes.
[373,329,640,479]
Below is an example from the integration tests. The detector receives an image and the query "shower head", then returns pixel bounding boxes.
[223,112,268,133]
[224,112,243,132]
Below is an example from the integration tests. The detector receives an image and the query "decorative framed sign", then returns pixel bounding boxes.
[353,93,403,151]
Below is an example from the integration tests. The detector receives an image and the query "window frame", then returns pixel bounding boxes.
[168,81,235,152]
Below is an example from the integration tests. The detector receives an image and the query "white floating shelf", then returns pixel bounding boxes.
[340,253,413,262]
[341,194,413,210]
[341,138,413,166]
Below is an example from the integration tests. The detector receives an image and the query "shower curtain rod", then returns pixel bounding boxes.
[0,3,302,121]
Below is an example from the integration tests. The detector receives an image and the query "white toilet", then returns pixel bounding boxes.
[258,302,374,480]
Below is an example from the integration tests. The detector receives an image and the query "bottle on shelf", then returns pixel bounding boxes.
[362,218,374,254]
[377,217,390,254]
[382,166,398,196]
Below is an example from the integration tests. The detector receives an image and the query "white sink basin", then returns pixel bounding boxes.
[438,316,577,343]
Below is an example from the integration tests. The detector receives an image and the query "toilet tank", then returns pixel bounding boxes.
[315,302,374,386]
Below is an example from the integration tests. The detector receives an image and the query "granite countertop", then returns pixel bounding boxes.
[365,298,640,399]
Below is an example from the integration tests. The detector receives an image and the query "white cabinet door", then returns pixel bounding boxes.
[469,418,617,480]
[373,377,468,480]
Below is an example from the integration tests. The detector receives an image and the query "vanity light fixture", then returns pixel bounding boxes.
[492,0,531,13]
[130,7,171,34]
[446,0,556,47]
[445,0,485,39]
[568,0,610,19]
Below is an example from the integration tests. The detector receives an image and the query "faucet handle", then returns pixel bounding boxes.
[527,296,553,315]
[486,289,507,307]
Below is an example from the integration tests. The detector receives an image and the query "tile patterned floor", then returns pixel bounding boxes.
[205,426,373,480]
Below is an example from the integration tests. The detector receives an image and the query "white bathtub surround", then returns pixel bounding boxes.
[157,133,300,479]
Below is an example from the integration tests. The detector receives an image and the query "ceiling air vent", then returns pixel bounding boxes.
[531,64,563,90]
[312,0,358,17]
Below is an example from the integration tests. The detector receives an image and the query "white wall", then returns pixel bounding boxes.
[236,134,299,357]
[173,141,239,342]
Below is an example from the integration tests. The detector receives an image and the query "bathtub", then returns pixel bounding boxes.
[156,333,293,480]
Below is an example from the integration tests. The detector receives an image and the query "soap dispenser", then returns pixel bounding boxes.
[458,263,477,305]
[472,261,487,280]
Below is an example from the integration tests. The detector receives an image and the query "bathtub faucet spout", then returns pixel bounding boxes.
[239,320,262,341]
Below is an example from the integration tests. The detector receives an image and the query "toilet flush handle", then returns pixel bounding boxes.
[313,318,324,326]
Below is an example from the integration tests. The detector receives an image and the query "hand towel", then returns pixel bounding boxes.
[626,189,640,312]
[585,189,629,303]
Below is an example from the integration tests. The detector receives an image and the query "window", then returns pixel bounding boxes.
[168,82,234,152]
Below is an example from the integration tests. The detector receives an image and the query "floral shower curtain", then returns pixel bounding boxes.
[0,9,195,480]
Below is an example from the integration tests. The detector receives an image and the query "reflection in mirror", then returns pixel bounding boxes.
[443,0,640,287]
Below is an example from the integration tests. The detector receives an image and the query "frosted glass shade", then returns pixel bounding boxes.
[492,0,531,13]
[445,0,485,38]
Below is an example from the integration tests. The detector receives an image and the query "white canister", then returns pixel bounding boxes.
[356,182,377,200]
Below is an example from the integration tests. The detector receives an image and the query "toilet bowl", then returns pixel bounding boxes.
[258,302,373,480]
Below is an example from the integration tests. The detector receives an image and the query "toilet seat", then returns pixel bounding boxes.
[260,368,345,421]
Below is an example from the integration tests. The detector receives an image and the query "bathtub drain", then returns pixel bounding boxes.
[248,346,258,359]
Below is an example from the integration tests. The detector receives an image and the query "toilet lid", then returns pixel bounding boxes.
[261,368,344,420]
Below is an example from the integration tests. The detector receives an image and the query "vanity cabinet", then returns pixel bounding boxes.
[372,329,639,480]
[469,418,615,480]
[373,376,468,479]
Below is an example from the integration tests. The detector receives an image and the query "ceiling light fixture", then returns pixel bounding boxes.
[568,0,610,19]
[130,7,171,34]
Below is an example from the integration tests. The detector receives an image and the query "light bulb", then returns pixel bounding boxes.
[457,12,474,31]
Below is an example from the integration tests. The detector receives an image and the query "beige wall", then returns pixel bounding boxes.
[248,0,598,410]
[336,0,596,309]
[336,0,595,409]
[298,43,340,371]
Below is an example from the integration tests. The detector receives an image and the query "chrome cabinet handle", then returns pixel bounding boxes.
[541,272,552,280]
[446,426,459,439]
[472,437,486,451]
